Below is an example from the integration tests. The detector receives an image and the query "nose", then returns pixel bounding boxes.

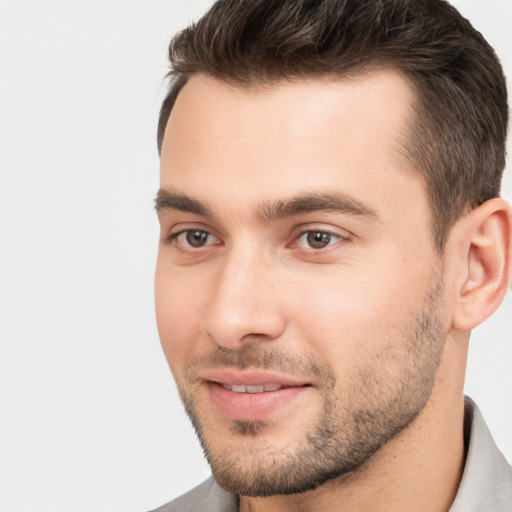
[202,249,287,349]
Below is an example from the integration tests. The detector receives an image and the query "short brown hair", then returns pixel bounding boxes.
[157,0,508,249]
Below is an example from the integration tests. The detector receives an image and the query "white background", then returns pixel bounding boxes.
[0,1,510,511]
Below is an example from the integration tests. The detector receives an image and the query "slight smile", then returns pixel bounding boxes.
[203,370,313,422]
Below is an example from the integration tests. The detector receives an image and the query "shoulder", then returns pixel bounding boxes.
[148,476,238,512]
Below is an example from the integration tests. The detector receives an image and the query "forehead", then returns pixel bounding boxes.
[159,71,425,222]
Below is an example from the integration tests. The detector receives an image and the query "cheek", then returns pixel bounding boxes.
[154,257,207,376]
[285,264,424,368]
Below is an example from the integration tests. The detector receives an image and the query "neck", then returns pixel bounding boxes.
[240,335,467,512]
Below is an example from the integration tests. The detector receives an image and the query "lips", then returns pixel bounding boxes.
[202,369,310,388]
[201,370,312,422]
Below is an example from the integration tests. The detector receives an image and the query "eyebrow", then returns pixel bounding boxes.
[256,192,380,222]
[155,188,213,216]
[155,187,380,223]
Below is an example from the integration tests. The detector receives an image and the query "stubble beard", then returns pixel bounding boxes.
[177,273,447,497]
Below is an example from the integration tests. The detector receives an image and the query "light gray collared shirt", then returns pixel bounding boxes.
[449,397,512,510]
[151,398,512,511]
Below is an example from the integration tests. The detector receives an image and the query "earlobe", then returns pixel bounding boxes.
[452,198,512,331]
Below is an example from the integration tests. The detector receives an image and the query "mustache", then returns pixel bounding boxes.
[183,345,335,385]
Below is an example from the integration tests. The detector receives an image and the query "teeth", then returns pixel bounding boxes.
[221,383,283,393]
[246,385,264,393]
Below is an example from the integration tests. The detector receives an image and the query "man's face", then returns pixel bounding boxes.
[155,72,448,496]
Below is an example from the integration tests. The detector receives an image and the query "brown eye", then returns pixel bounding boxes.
[185,230,211,247]
[296,230,342,250]
[307,231,332,249]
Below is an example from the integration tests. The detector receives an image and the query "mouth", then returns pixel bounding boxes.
[201,370,313,422]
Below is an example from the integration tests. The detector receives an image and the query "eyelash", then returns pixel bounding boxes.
[164,228,346,252]
[164,230,218,249]
[293,230,344,250]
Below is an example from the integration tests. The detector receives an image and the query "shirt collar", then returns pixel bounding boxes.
[449,397,512,511]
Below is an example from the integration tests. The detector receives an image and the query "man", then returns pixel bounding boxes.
[151,0,512,510]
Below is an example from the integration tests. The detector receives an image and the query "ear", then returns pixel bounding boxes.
[451,198,512,331]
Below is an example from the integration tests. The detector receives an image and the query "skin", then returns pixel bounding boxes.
[155,72,511,511]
